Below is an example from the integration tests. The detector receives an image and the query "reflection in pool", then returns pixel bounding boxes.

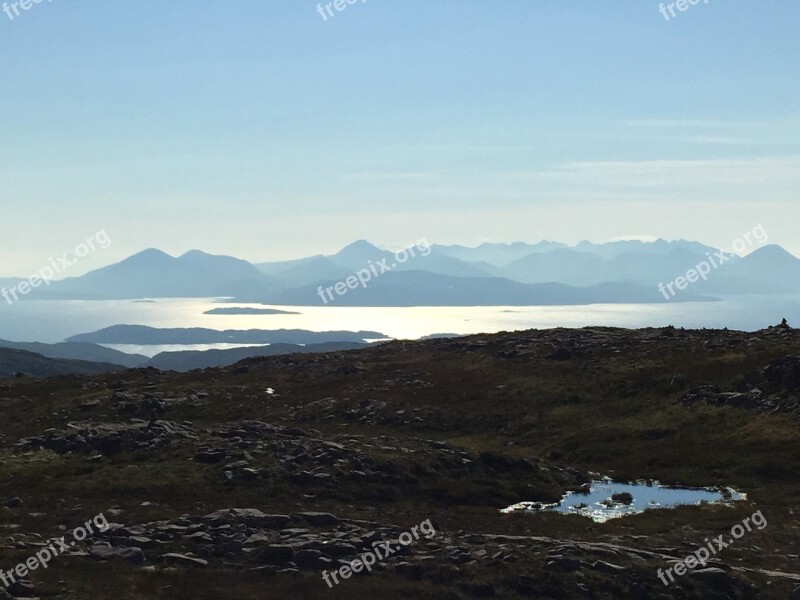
[501,478,745,523]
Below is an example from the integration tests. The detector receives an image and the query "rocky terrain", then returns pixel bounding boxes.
[0,324,799,599]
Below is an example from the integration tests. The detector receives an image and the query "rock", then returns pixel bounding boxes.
[670,375,687,390]
[545,346,572,361]
[280,528,310,537]
[2,497,22,509]
[679,386,764,411]
[6,579,35,597]
[204,508,290,529]
[194,448,226,464]
[89,544,145,565]
[121,547,147,565]
[259,545,294,565]
[321,542,357,558]
[217,540,243,555]
[295,512,339,527]
[546,556,581,571]
[244,533,272,545]
[448,547,472,564]
[689,567,731,587]
[162,553,208,567]
[293,549,323,569]
[127,536,154,547]
[240,468,261,481]
[715,392,762,409]
[792,585,800,600]
[763,356,800,391]
[611,492,633,505]
[591,560,626,573]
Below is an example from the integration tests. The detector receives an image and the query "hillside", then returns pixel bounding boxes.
[146,341,368,371]
[0,339,148,369]
[0,348,125,378]
[0,324,798,598]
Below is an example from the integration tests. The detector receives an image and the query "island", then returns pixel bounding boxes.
[203,307,300,316]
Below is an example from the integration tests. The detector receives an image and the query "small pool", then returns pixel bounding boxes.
[501,478,745,523]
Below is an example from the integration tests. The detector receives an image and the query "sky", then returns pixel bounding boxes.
[0,0,798,275]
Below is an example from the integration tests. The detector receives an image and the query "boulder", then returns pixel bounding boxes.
[763,356,800,391]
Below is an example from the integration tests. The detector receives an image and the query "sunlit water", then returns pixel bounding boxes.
[99,343,270,358]
[0,294,798,345]
[502,479,745,523]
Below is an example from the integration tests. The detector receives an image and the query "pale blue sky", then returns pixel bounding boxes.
[1,1,798,275]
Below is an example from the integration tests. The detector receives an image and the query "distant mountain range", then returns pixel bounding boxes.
[0,338,148,368]
[0,347,124,378]
[5,239,799,306]
[0,327,381,377]
[145,341,367,371]
[7,236,794,378]
[66,326,384,345]
[23,249,274,300]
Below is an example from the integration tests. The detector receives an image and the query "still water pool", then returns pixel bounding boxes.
[502,479,745,523]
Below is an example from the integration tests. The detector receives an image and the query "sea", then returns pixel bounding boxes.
[0,295,798,357]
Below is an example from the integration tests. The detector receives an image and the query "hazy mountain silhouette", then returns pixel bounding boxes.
[703,245,800,293]
[508,247,731,287]
[0,277,23,289]
[42,249,274,299]
[146,341,367,371]
[0,339,148,368]
[328,240,391,270]
[6,239,799,305]
[570,239,720,260]
[255,254,327,275]
[0,338,371,376]
[435,241,568,266]
[67,326,385,345]
[504,249,606,285]
[270,256,353,289]
[267,270,712,306]
[256,240,496,288]
[0,348,125,378]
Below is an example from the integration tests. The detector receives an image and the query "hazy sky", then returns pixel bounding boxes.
[1,1,798,275]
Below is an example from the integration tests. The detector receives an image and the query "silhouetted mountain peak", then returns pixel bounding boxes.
[330,240,388,267]
[179,249,214,259]
[335,240,383,254]
[742,244,798,264]
[121,248,174,264]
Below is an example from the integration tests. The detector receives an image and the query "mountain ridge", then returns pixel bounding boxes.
[4,239,795,305]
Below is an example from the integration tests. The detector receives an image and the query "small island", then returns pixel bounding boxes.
[203,307,300,316]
